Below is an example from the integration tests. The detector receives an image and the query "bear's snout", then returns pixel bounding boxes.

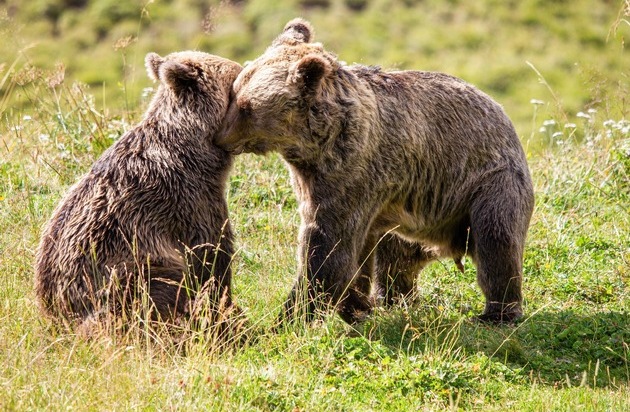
[214,102,243,150]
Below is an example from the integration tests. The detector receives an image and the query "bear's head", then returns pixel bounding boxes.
[145,51,242,137]
[215,19,342,159]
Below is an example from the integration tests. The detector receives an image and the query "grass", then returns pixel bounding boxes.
[1,64,629,412]
[1,0,629,410]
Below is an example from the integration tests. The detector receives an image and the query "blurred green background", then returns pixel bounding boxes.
[0,0,628,141]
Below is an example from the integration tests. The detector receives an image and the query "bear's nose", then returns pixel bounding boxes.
[215,101,242,145]
[214,124,244,154]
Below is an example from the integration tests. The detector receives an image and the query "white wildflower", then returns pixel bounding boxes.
[576,111,590,119]
[543,119,556,126]
[530,99,545,105]
[23,115,32,121]
[260,365,276,382]
[141,87,154,99]
[564,123,576,129]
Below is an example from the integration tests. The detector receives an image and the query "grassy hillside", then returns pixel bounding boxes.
[1,0,628,142]
[1,0,629,410]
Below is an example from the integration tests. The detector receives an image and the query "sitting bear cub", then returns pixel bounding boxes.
[217,19,535,325]
[35,51,242,332]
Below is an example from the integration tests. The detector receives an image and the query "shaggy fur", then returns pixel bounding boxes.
[216,19,534,324]
[35,51,242,330]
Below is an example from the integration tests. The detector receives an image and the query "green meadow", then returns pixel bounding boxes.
[1,0,628,410]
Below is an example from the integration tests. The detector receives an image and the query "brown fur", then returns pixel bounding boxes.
[35,51,242,330]
[216,19,534,325]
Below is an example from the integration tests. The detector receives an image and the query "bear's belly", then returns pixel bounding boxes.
[373,203,429,240]
[372,203,469,259]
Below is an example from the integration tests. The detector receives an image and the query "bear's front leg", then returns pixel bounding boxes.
[186,237,236,326]
[279,220,373,326]
[374,234,436,306]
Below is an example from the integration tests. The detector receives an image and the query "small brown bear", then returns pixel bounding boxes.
[216,19,535,325]
[35,51,242,331]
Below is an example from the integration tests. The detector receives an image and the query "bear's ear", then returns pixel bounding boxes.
[283,18,314,42]
[145,52,163,81]
[289,54,331,99]
[159,60,199,92]
[273,18,314,45]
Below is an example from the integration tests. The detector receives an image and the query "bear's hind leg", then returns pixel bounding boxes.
[470,175,533,323]
[146,267,190,322]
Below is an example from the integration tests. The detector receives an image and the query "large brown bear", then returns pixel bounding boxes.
[216,19,535,325]
[35,51,242,331]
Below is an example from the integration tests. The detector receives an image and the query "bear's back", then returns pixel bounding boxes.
[350,66,525,163]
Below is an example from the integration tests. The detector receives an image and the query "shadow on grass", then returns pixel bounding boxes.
[362,309,629,387]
